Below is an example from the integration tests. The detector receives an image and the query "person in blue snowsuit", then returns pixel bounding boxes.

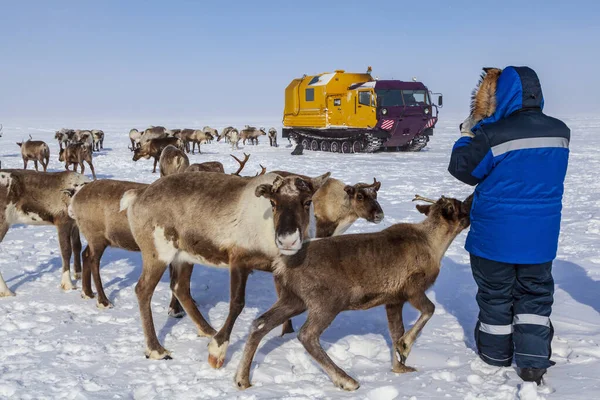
[448,66,570,384]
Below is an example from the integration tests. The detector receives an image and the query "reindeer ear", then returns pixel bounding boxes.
[61,188,76,197]
[344,185,356,197]
[295,177,314,193]
[255,184,273,199]
[441,199,456,219]
[373,178,381,191]
[310,172,331,192]
[416,204,431,215]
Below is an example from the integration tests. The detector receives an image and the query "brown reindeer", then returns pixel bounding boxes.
[218,126,235,144]
[0,170,90,296]
[240,127,266,146]
[234,194,473,391]
[59,143,97,180]
[121,171,330,362]
[17,137,50,172]
[186,162,225,173]
[139,126,168,145]
[159,145,190,177]
[70,179,148,308]
[73,130,94,148]
[132,136,182,173]
[189,130,212,154]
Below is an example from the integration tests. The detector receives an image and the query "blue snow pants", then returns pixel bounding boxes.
[471,254,554,369]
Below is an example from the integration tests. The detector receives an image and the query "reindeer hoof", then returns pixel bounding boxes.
[234,373,251,390]
[0,290,16,297]
[393,364,417,374]
[168,307,185,319]
[97,300,114,309]
[60,271,75,291]
[145,349,172,360]
[395,338,412,365]
[81,291,95,300]
[332,376,360,391]
[74,272,82,280]
[207,339,229,369]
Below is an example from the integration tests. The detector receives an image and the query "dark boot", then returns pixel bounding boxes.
[518,368,547,385]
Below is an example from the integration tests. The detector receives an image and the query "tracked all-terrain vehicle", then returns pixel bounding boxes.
[282,68,442,153]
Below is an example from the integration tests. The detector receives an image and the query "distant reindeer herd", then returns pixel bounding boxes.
[0,121,472,392]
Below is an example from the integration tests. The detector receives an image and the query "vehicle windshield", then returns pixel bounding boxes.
[376,89,430,107]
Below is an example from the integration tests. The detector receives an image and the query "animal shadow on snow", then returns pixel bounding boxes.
[5,255,64,292]
[230,271,422,366]
[553,259,600,315]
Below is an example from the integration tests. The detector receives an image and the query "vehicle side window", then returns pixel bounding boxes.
[359,91,371,106]
[306,88,314,102]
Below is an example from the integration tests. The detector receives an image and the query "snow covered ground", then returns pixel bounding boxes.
[0,116,599,400]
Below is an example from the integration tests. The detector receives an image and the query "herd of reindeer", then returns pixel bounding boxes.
[0,121,473,392]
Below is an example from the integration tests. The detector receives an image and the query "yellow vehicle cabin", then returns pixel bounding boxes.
[282,68,442,153]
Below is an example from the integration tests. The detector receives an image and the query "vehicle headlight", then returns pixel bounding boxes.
[381,108,388,115]
[424,108,430,115]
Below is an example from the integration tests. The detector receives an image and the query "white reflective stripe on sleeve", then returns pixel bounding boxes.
[479,322,513,335]
[513,314,551,327]
[491,137,569,157]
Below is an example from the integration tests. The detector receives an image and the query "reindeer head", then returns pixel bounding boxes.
[344,178,384,223]
[414,194,473,230]
[58,148,65,162]
[460,67,503,136]
[256,172,331,255]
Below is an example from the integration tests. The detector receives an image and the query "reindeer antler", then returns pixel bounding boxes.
[412,194,437,204]
[255,164,267,176]
[231,153,251,176]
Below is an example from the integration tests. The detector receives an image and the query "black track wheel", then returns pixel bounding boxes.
[320,141,330,152]
[352,141,363,153]
[310,140,319,151]
[341,141,351,154]
[330,141,340,153]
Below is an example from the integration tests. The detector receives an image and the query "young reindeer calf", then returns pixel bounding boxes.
[235,193,473,391]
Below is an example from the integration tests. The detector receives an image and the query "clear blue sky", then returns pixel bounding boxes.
[1,0,598,120]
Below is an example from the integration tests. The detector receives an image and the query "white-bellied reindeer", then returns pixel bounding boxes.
[234,193,473,391]
[0,170,90,296]
[121,171,331,363]
[268,127,277,147]
[17,136,50,172]
[91,130,104,152]
[129,129,142,150]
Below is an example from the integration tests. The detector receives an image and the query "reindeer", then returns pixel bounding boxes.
[159,145,190,177]
[59,143,97,180]
[234,194,473,391]
[17,136,50,172]
[73,130,94,148]
[268,127,278,147]
[91,130,104,152]
[166,128,181,137]
[55,128,75,151]
[121,171,331,363]
[186,162,225,173]
[217,128,240,150]
[140,126,168,145]
[203,126,218,144]
[132,136,182,173]
[218,126,235,144]
[0,170,90,296]
[240,127,266,145]
[189,130,212,154]
[129,129,142,150]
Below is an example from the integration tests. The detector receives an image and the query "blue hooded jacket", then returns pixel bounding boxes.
[448,67,570,264]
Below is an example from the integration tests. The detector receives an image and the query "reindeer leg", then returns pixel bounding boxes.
[275,279,295,335]
[152,157,158,173]
[71,225,82,280]
[81,245,95,300]
[88,161,97,180]
[170,261,215,337]
[298,309,359,391]
[80,162,85,176]
[23,159,28,170]
[395,292,435,368]
[234,290,306,390]
[135,256,171,359]
[168,264,185,318]
[57,222,75,291]
[34,160,39,171]
[386,302,415,373]
[0,224,15,297]
[208,265,250,369]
